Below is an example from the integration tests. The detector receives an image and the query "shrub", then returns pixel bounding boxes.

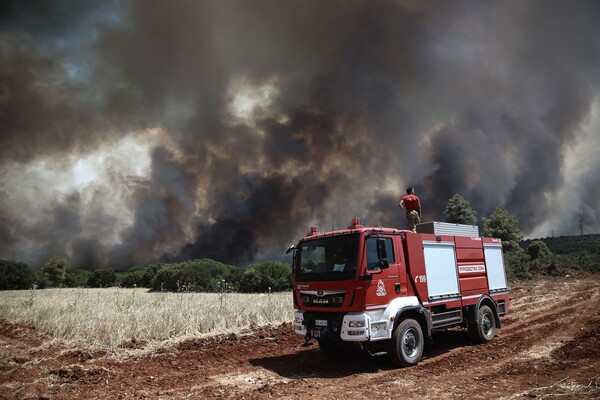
[42,256,67,287]
[529,254,566,276]
[64,269,92,287]
[239,262,292,293]
[564,252,600,273]
[239,269,263,293]
[149,259,241,292]
[35,270,49,289]
[526,240,552,261]
[0,260,36,290]
[504,250,531,279]
[142,264,162,287]
[527,251,600,276]
[120,269,147,288]
[88,269,117,288]
[150,264,183,291]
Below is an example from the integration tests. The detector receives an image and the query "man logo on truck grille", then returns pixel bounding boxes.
[376,279,387,296]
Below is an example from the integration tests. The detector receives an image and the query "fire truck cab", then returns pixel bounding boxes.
[290,219,510,367]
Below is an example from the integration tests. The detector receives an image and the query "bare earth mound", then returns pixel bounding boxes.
[1,277,599,399]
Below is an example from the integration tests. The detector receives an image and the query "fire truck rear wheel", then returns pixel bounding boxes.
[469,305,497,343]
[387,318,424,367]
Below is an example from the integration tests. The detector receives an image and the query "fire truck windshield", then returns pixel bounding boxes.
[295,234,359,282]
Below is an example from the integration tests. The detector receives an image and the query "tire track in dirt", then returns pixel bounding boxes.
[168,277,600,399]
[203,277,600,400]
[355,279,600,399]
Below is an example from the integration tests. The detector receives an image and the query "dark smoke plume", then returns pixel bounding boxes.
[1,0,599,268]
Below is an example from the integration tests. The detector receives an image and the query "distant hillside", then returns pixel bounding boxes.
[521,234,600,255]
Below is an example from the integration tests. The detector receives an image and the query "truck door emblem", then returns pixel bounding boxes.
[376,279,387,296]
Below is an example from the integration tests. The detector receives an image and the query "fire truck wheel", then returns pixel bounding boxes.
[469,305,497,343]
[387,318,424,367]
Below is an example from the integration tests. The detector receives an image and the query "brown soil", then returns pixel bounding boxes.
[1,276,599,399]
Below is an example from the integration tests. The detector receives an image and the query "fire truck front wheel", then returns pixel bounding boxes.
[469,305,497,343]
[387,318,424,367]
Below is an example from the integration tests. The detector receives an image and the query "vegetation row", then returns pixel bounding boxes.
[1,195,599,291]
[0,258,292,293]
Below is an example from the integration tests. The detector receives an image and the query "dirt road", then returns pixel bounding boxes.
[2,277,599,399]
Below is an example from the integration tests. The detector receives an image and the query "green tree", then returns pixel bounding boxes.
[443,194,477,225]
[87,269,117,288]
[222,267,244,292]
[526,240,552,261]
[120,269,147,288]
[239,262,292,293]
[483,207,523,252]
[142,264,162,287]
[0,260,36,290]
[504,251,531,279]
[483,207,528,278]
[64,269,92,287]
[150,264,183,291]
[35,269,49,289]
[149,259,241,292]
[42,256,67,287]
[239,269,262,293]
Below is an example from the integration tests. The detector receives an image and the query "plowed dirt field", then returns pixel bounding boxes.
[1,277,599,399]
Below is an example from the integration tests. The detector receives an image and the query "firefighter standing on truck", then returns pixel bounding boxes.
[399,186,421,233]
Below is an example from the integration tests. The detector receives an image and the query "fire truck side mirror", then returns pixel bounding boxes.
[285,244,297,255]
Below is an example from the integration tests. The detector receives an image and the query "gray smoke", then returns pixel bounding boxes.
[1,0,599,268]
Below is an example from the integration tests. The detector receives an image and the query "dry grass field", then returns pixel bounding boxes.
[0,288,292,353]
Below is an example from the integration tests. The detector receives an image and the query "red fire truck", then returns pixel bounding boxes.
[288,219,510,367]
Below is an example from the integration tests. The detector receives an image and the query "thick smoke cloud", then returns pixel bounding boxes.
[1,0,599,268]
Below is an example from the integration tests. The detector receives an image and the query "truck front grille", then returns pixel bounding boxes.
[300,291,345,308]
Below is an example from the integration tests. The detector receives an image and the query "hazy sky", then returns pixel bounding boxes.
[1,0,599,268]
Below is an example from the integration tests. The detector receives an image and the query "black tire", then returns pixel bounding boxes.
[469,305,497,343]
[387,318,424,367]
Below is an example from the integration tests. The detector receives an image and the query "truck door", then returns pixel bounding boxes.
[364,236,401,307]
[422,240,461,301]
[484,242,508,293]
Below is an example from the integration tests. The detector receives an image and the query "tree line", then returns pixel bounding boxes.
[1,194,598,291]
[444,194,600,278]
[521,234,600,255]
[0,257,292,293]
